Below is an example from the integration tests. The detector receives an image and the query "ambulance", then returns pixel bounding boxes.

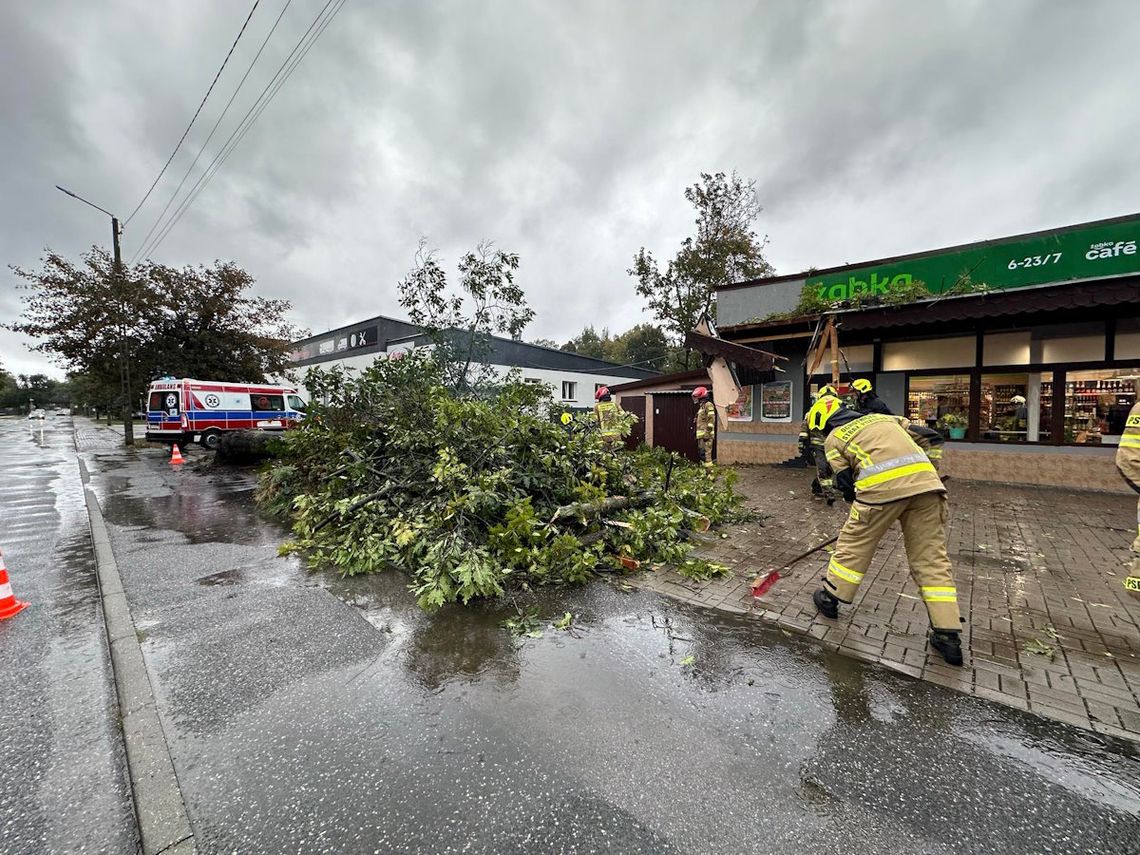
[144,378,307,449]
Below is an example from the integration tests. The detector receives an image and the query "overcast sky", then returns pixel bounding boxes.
[3,0,1139,377]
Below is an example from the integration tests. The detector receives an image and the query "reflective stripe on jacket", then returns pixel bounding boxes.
[696,401,717,439]
[1115,403,1140,491]
[824,413,945,504]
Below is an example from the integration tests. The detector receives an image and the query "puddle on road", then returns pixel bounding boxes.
[196,568,245,586]
[955,551,1034,574]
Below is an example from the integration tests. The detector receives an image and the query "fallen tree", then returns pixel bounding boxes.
[214,430,283,464]
[258,353,747,609]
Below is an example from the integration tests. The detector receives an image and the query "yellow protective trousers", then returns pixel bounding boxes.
[1132,496,1140,576]
[697,438,714,466]
[824,491,961,631]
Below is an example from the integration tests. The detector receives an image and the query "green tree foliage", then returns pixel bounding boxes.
[0,372,71,410]
[6,247,305,414]
[259,353,740,610]
[629,172,773,367]
[143,260,302,381]
[560,322,675,370]
[616,323,672,369]
[398,239,534,393]
[561,325,610,360]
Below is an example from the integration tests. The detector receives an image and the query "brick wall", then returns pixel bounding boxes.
[942,448,1130,494]
[719,438,798,465]
[720,437,1132,494]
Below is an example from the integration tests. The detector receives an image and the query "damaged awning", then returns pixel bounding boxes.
[685,329,784,386]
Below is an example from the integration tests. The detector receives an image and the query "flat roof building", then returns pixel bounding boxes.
[711,213,1140,492]
[288,314,658,410]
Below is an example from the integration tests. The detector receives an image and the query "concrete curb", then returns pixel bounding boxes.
[78,458,197,855]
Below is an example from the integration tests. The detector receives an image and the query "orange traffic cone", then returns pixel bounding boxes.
[170,443,185,466]
[0,551,29,621]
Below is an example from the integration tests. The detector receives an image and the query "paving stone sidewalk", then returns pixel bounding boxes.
[633,465,1140,743]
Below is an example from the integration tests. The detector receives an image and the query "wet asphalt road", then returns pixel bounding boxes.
[34,420,1140,852]
[0,416,137,854]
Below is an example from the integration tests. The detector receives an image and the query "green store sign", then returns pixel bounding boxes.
[807,214,1140,302]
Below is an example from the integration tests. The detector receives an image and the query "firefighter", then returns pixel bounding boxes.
[800,386,839,503]
[1115,399,1140,580]
[692,386,716,467]
[594,387,622,446]
[852,378,892,415]
[806,396,963,666]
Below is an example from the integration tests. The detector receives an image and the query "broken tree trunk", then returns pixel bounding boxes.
[550,493,655,523]
[215,430,282,464]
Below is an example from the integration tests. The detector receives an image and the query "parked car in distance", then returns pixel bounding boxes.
[27,409,46,420]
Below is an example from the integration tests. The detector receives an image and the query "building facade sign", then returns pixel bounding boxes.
[808,215,1140,302]
[293,324,380,362]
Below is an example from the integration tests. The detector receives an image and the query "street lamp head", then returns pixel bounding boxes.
[54,184,117,220]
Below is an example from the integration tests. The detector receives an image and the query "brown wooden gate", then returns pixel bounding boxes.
[620,395,646,450]
[649,393,698,461]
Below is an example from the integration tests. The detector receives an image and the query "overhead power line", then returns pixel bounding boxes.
[129,0,295,262]
[124,0,261,226]
[132,0,348,264]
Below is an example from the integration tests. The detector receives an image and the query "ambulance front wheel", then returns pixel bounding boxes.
[199,429,222,451]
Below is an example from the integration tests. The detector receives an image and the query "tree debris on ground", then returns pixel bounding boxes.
[1023,638,1056,660]
[257,353,746,609]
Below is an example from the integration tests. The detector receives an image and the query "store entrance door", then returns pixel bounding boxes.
[650,393,698,461]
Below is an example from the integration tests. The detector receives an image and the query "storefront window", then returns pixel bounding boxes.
[906,375,971,439]
[979,374,1029,442]
[1064,368,1140,445]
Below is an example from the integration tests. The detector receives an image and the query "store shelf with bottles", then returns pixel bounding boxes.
[906,389,969,423]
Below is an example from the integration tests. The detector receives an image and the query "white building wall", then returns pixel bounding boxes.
[287,349,639,409]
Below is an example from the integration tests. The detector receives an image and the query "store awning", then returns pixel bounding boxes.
[836,277,1140,331]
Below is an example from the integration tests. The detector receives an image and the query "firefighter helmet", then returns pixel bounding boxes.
[560,412,572,425]
[595,386,610,401]
[852,378,874,394]
[815,384,838,400]
[692,386,710,400]
[806,395,842,432]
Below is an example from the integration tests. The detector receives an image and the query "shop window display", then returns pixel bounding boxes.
[1064,368,1140,445]
[906,375,971,439]
[980,374,1029,442]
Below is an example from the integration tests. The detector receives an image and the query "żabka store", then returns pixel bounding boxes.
[712,214,1140,492]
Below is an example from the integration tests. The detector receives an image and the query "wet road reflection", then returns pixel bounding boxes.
[82,440,1140,854]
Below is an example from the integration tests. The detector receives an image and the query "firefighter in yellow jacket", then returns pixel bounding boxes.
[807,396,963,666]
[692,386,716,466]
[799,386,840,503]
[594,386,622,446]
[1114,400,1140,582]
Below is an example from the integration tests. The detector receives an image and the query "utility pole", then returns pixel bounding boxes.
[56,185,135,446]
[111,216,135,445]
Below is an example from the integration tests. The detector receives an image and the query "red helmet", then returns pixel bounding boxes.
[692,386,709,400]
[595,386,610,401]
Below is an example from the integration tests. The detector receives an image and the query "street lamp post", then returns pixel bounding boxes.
[55,185,135,446]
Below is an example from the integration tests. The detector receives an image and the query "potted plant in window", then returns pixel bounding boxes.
[938,412,968,440]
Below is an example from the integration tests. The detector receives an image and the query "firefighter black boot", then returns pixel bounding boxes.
[929,630,964,666]
[813,588,839,619]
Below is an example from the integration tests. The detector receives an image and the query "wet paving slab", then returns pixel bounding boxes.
[78,434,1140,854]
[0,417,138,854]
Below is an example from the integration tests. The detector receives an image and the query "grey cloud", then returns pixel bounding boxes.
[3,0,1140,374]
